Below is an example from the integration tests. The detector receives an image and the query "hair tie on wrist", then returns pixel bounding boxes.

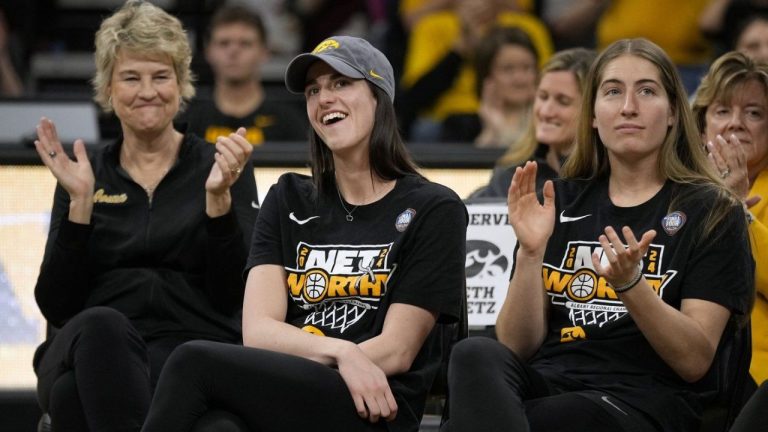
[611,262,643,293]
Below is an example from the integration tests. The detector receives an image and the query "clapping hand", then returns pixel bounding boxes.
[205,127,253,217]
[707,133,761,208]
[205,127,252,195]
[476,78,510,147]
[591,226,656,292]
[507,161,555,257]
[33,117,94,223]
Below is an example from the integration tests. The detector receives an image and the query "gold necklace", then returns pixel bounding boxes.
[141,168,169,196]
[121,154,174,199]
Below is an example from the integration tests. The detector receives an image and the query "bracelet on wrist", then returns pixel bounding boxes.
[611,262,643,293]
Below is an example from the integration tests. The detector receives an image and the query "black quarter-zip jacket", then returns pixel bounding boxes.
[34,133,258,343]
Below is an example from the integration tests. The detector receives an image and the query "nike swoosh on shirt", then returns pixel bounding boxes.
[289,212,320,225]
[559,211,591,223]
[600,395,628,415]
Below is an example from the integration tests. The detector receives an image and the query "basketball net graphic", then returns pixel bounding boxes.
[304,301,370,333]
[563,270,627,327]
[290,242,395,334]
[569,308,626,328]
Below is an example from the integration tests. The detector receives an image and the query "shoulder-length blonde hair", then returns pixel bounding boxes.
[692,50,768,133]
[562,38,739,236]
[92,0,195,112]
[497,47,596,167]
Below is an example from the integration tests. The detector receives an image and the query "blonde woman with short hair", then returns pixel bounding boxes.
[32,2,258,430]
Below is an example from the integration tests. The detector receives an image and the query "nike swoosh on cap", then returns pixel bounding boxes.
[289,212,320,225]
[559,211,591,223]
[369,69,384,80]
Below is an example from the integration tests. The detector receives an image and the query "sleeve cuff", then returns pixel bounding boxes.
[207,209,239,237]
[56,219,93,251]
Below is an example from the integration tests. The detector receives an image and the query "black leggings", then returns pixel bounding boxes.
[445,337,659,432]
[142,340,389,432]
[33,306,189,432]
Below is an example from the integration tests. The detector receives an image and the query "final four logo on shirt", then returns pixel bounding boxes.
[661,211,686,236]
[396,208,416,232]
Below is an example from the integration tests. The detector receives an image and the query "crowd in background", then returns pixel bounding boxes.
[1,0,768,147]
[4,1,768,431]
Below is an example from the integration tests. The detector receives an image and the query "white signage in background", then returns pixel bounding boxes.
[465,202,518,327]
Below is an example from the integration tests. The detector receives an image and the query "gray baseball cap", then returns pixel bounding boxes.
[285,36,395,102]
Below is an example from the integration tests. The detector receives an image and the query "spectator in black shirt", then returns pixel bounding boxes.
[181,4,307,145]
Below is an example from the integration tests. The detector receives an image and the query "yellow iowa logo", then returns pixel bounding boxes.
[93,188,127,204]
[369,69,384,80]
[312,39,339,53]
[301,325,325,336]
[560,326,586,342]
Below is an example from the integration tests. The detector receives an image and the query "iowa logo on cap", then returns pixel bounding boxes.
[312,39,340,53]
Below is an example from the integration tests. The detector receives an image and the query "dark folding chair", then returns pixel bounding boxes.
[695,318,753,432]
[419,282,468,432]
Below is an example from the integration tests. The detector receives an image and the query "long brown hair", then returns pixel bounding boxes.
[562,38,739,237]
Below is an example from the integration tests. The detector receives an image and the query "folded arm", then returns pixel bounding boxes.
[593,225,733,383]
[620,285,729,382]
[242,264,439,422]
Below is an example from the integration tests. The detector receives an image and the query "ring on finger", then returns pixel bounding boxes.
[720,168,730,179]
[230,166,242,175]
[48,150,57,159]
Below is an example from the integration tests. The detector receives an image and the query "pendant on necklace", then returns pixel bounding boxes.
[336,185,358,222]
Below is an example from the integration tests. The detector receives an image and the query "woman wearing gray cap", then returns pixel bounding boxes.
[141,36,468,432]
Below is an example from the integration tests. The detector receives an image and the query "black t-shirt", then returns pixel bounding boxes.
[523,178,753,431]
[246,172,467,431]
[181,96,308,144]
